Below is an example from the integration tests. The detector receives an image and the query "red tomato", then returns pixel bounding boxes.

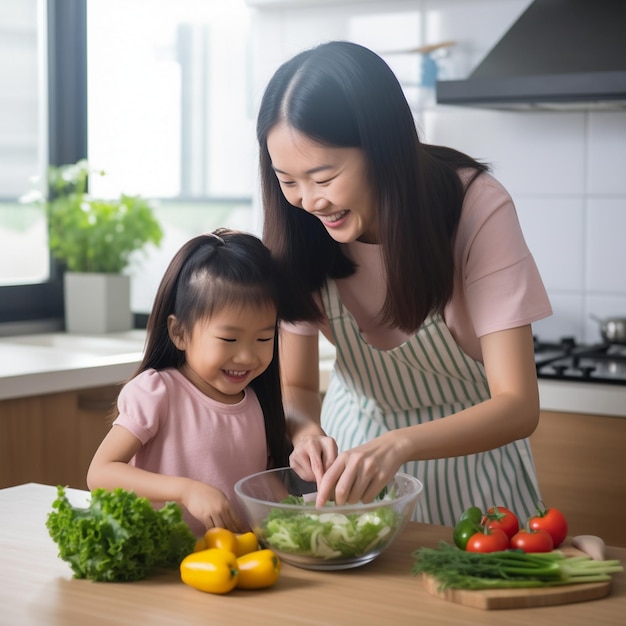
[483,506,520,540]
[528,503,568,548]
[510,528,554,553]
[466,527,510,553]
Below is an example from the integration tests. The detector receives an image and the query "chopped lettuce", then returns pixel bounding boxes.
[262,496,400,559]
[46,485,196,582]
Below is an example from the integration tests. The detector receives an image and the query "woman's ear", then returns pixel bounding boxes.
[167,315,187,351]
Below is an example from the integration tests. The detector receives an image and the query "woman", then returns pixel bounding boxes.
[257,41,552,526]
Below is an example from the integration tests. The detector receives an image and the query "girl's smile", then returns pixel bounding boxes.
[222,369,251,384]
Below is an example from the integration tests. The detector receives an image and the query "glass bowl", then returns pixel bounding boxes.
[234,467,423,570]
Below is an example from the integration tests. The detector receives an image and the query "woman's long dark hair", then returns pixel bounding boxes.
[257,41,489,332]
[127,229,291,468]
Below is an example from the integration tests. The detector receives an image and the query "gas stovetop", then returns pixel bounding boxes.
[534,336,626,385]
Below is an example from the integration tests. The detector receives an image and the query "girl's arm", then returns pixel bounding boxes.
[279,328,338,485]
[315,324,540,506]
[87,425,243,532]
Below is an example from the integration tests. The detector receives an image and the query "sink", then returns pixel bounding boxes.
[1,331,146,357]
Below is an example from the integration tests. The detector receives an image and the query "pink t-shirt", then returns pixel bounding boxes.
[113,368,268,536]
[283,172,552,362]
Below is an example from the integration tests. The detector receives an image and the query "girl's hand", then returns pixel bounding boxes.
[182,480,244,533]
[289,434,338,487]
[315,431,404,508]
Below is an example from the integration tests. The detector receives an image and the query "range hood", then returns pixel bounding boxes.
[436,0,626,110]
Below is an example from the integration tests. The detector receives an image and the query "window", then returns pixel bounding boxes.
[0,0,48,287]
[0,0,80,330]
[0,0,258,328]
[87,0,258,313]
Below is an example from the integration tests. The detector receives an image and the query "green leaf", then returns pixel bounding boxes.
[261,496,401,559]
[32,160,163,273]
[46,486,196,582]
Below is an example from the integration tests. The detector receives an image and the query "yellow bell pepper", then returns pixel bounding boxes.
[203,527,238,554]
[180,548,239,594]
[235,549,281,590]
[195,528,259,557]
[235,531,259,557]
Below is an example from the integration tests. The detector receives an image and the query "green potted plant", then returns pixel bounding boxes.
[41,159,163,334]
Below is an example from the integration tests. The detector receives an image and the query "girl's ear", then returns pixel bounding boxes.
[167,315,188,351]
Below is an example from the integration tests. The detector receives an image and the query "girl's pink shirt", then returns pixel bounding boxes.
[282,172,552,362]
[113,368,268,536]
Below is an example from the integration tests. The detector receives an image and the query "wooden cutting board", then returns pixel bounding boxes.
[422,547,612,610]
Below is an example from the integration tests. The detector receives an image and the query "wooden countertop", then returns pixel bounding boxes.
[1,483,625,625]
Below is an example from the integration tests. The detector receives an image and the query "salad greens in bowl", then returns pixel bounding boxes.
[234,468,423,570]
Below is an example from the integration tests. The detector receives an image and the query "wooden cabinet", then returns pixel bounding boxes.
[530,410,626,548]
[0,385,120,490]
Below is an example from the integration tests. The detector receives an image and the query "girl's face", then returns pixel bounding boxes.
[266,120,378,243]
[170,302,277,404]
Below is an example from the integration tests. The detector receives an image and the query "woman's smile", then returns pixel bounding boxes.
[318,209,349,226]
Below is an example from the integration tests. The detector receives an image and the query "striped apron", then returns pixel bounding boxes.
[320,280,541,527]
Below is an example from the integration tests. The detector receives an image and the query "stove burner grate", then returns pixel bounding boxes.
[534,337,626,385]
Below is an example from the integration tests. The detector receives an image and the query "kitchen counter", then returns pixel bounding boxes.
[1,331,626,417]
[535,378,626,417]
[2,483,625,626]
[0,331,146,400]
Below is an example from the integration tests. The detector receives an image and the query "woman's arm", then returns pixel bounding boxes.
[279,328,338,484]
[315,324,540,506]
[87,425,243,531]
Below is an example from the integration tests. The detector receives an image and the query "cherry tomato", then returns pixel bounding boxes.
[510,528,554,553]
[466,527,510,553]
[483,506,520,540]
[528,502,568,548]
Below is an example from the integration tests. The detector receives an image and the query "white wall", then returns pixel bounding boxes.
[247,0,626,344]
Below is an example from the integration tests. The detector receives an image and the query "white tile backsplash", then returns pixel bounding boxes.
[251,0,626,344]
[587,112,626,194]
[585,198,626,294]
[423,107,587,195]
[515,196,585,292]
[532,293,584,341]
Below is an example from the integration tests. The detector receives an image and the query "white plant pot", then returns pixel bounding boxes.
[64,272,133,334]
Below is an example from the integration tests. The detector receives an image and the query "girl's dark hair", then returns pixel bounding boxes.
[130,228,291,467]
[257,40,490,332]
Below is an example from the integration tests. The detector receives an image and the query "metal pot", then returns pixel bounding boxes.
[592,315,626,344]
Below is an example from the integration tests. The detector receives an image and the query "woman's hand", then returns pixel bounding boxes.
[182,480,244,533]
[289,433,338,487]
[314,430,405,508]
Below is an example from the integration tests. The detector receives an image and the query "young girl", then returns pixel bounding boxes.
[87,229,291,536]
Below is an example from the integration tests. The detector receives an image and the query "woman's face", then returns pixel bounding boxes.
[266,121,378,244]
